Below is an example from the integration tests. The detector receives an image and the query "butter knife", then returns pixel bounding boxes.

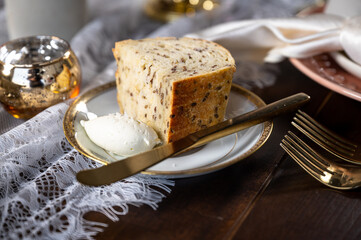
[77,92,310,186]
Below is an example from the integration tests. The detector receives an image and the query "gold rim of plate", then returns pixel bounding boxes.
[63,81,273,177]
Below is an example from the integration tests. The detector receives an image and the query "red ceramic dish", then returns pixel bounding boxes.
[290,4,361,102]
[290,54,361,102]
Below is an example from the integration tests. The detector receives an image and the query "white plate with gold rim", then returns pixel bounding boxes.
[63,81,273,178]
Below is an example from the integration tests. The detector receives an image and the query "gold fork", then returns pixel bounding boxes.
[281,131,361,190]
[291,110,360,165]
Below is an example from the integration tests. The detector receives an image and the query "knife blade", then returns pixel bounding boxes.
[77,92,310,186]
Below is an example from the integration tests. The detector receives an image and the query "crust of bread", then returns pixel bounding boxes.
[168,67,234,142]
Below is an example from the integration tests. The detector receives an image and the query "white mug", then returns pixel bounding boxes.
[5,0,87,41]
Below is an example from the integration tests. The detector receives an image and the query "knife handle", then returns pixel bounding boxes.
[178,92,310,154]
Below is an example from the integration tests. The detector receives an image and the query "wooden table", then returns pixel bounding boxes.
[87,58,361,240]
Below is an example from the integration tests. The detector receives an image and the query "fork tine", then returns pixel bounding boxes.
[281,132,328,176]
[284,132,334,174]
[292,113,355,158]
[293,114,355,154]
[281,139,325,179]
[297,110,357,150]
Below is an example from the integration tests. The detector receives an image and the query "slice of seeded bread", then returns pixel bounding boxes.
[113,37,236,143]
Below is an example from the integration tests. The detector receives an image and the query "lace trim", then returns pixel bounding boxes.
[0,103,174,239]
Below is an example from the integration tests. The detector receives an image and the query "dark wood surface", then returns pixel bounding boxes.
[87,59,361,240]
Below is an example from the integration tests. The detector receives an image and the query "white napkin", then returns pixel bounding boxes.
[186,14,361,65]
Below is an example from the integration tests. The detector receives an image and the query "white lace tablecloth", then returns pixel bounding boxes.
[0,0,314,239]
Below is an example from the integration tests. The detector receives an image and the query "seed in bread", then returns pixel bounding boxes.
[113,37,236,143]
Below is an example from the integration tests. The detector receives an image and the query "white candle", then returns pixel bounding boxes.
[5,0,87,41]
